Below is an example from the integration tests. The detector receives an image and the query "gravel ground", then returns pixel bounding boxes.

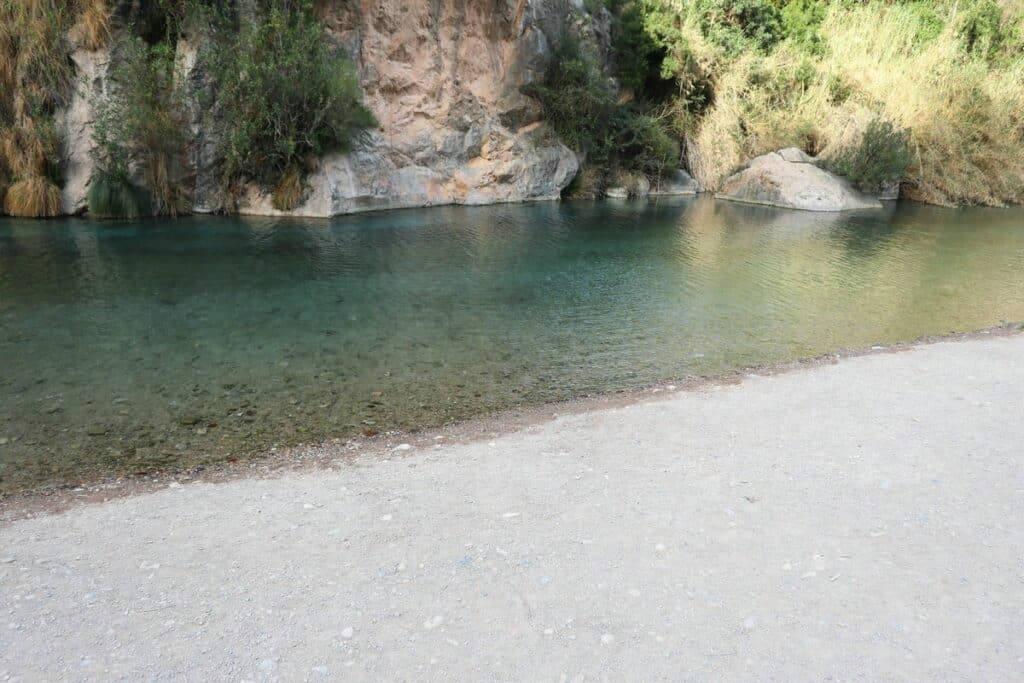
[1,334,1023,682]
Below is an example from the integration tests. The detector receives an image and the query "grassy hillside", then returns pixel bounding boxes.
[555,0,1024,205]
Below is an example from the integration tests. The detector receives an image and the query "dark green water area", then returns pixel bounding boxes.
[2,197,1023,494]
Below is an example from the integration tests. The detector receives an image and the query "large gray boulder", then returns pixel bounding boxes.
[717,149,882,212]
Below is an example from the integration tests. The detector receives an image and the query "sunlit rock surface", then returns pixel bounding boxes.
[717,148,882,212]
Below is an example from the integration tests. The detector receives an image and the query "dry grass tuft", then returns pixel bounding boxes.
[272,168,306,211]
[0,0,80,217]
[73,0,111,51]
[0,0,113,216]
[4,176,63,217]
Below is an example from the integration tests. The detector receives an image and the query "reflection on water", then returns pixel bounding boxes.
[1,197,1023,493]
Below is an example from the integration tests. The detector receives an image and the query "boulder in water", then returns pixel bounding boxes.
[717,149,882,212]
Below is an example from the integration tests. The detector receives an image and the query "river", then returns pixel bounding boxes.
[2,197,1022,494]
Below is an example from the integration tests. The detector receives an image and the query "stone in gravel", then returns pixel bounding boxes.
[394,444,412,452]
[341,627,354,639]
[601,634,615,645]
[423,615,444,630]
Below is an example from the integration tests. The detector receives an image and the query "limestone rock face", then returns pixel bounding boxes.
[56,0,584,218]
[717,149,882,212]
[232,0,581,217]
[58,49,110,215]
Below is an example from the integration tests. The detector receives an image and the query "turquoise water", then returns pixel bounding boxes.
[2,197,1023,493]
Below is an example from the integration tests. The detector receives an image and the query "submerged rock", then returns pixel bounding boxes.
[717,149,882,212]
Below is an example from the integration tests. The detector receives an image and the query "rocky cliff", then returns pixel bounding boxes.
[60,0,590,218]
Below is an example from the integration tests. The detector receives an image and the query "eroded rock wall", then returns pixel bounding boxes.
[61,0,586,217]
[233,0,580,217]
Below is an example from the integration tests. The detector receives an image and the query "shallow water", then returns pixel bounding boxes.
[2,197,1023,493]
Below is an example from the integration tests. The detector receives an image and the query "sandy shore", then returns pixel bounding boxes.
[2,334,1022,681]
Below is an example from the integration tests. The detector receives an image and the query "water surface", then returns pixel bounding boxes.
[2,198,1023,493]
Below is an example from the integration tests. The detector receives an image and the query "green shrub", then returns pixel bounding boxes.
[617,112,679,178]
[523,38,619,162]
[203,0,376,196]
[903,1,946,45]
[957,0,1008,61]
[780,0,825,52]
[87,170,152,219]
[828,118,911,194]
[694,0,783,55]
[524,37,679,192]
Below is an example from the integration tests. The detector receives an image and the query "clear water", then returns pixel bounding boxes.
[2,197,1023,494]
